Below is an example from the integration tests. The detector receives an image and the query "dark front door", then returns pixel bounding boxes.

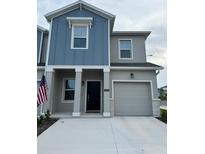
[86,81,101,112]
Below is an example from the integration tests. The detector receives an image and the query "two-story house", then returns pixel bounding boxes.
[37,0,163,117]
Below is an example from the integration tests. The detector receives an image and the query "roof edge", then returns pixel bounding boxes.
[45,0,115,22]
[37,25,48,32]
[111,31,151,39]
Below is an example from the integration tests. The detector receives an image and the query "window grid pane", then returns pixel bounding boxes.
[65,79,75,90]
[74,38,86,48]
[64,90,75,100]
[74,26,87,38]
[120,40,131,50]
[120,50,131,58]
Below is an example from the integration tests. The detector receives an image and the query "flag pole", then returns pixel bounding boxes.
[40,71,46,115]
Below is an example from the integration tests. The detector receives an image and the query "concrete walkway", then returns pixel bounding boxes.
[38,117,167,154]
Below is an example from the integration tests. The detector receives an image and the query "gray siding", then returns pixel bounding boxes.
[48,8,109,65]
[37,30,42,62]
[110,36,147,63]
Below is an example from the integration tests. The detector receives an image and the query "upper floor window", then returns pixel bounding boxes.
[71,25,89,49]
[119,39,133,59]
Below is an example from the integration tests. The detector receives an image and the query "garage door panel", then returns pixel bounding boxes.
[114,82,152,116]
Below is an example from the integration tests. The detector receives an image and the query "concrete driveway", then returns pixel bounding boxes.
[38,117,166,154]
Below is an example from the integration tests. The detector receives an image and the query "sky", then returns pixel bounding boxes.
[37,0,167,88]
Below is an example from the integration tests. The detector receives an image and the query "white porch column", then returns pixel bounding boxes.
[72,68,82,117]
[43,68,55,114]
[103,68,111,117]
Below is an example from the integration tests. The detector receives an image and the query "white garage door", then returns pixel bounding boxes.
[114,82,153,116]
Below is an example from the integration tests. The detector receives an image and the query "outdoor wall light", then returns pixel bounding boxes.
[81,81,85,86]
[130,73,134,79]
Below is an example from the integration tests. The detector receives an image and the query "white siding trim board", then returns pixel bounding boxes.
[46,65,109,70]
[45,19,53,68]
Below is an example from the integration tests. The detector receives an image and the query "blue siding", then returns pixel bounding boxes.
[48,8,108,65]
[37,30,42,62]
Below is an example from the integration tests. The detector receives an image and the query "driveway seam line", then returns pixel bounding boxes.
[109,119,119,154]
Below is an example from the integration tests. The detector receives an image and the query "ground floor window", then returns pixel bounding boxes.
[63,79,75,101]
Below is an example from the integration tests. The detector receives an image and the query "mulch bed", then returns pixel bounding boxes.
[37,118,58,136]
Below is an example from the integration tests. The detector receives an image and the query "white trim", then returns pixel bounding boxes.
[75,67,82,72]
[84,80,102,113]
[38,31,43,63]
[72,112,81,117]
[103,112,111,117]
[46,65,109,70]
[108,19,110,66]
[37,25,48,32]
[37,78,41,82]
[61,78,75,103]
[37,66,45,70]
[67,17,93,28]
[45,19,53,67]
[71,24,89,49]
[45,0,115,21]
[110,66,163,70]
[45,67,54,72]
[118,39,133,60]
[103,67,110,73]
[111,80,154,100]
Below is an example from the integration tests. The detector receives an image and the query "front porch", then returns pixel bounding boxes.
[43,67,110,117]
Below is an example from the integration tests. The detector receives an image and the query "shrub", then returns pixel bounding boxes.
[160,109,167,123]
[45,110,50,120]
[38,115,44,125]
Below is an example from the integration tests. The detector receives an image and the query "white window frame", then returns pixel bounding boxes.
[118,39,133,60]
[61,78,75,103]
[71,24,89,49]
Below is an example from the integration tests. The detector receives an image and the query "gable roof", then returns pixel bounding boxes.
[45,0,115,30]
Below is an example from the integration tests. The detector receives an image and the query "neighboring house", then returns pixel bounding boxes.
[37,0,163,117]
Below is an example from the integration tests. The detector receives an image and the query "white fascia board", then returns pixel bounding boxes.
[45,0,115,21]
[46,65,109,70]
[81,1,115,18]
[110,66,163,70]
[45,1,80,18]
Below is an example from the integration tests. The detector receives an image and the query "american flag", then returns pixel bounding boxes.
[37,75,48,107]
